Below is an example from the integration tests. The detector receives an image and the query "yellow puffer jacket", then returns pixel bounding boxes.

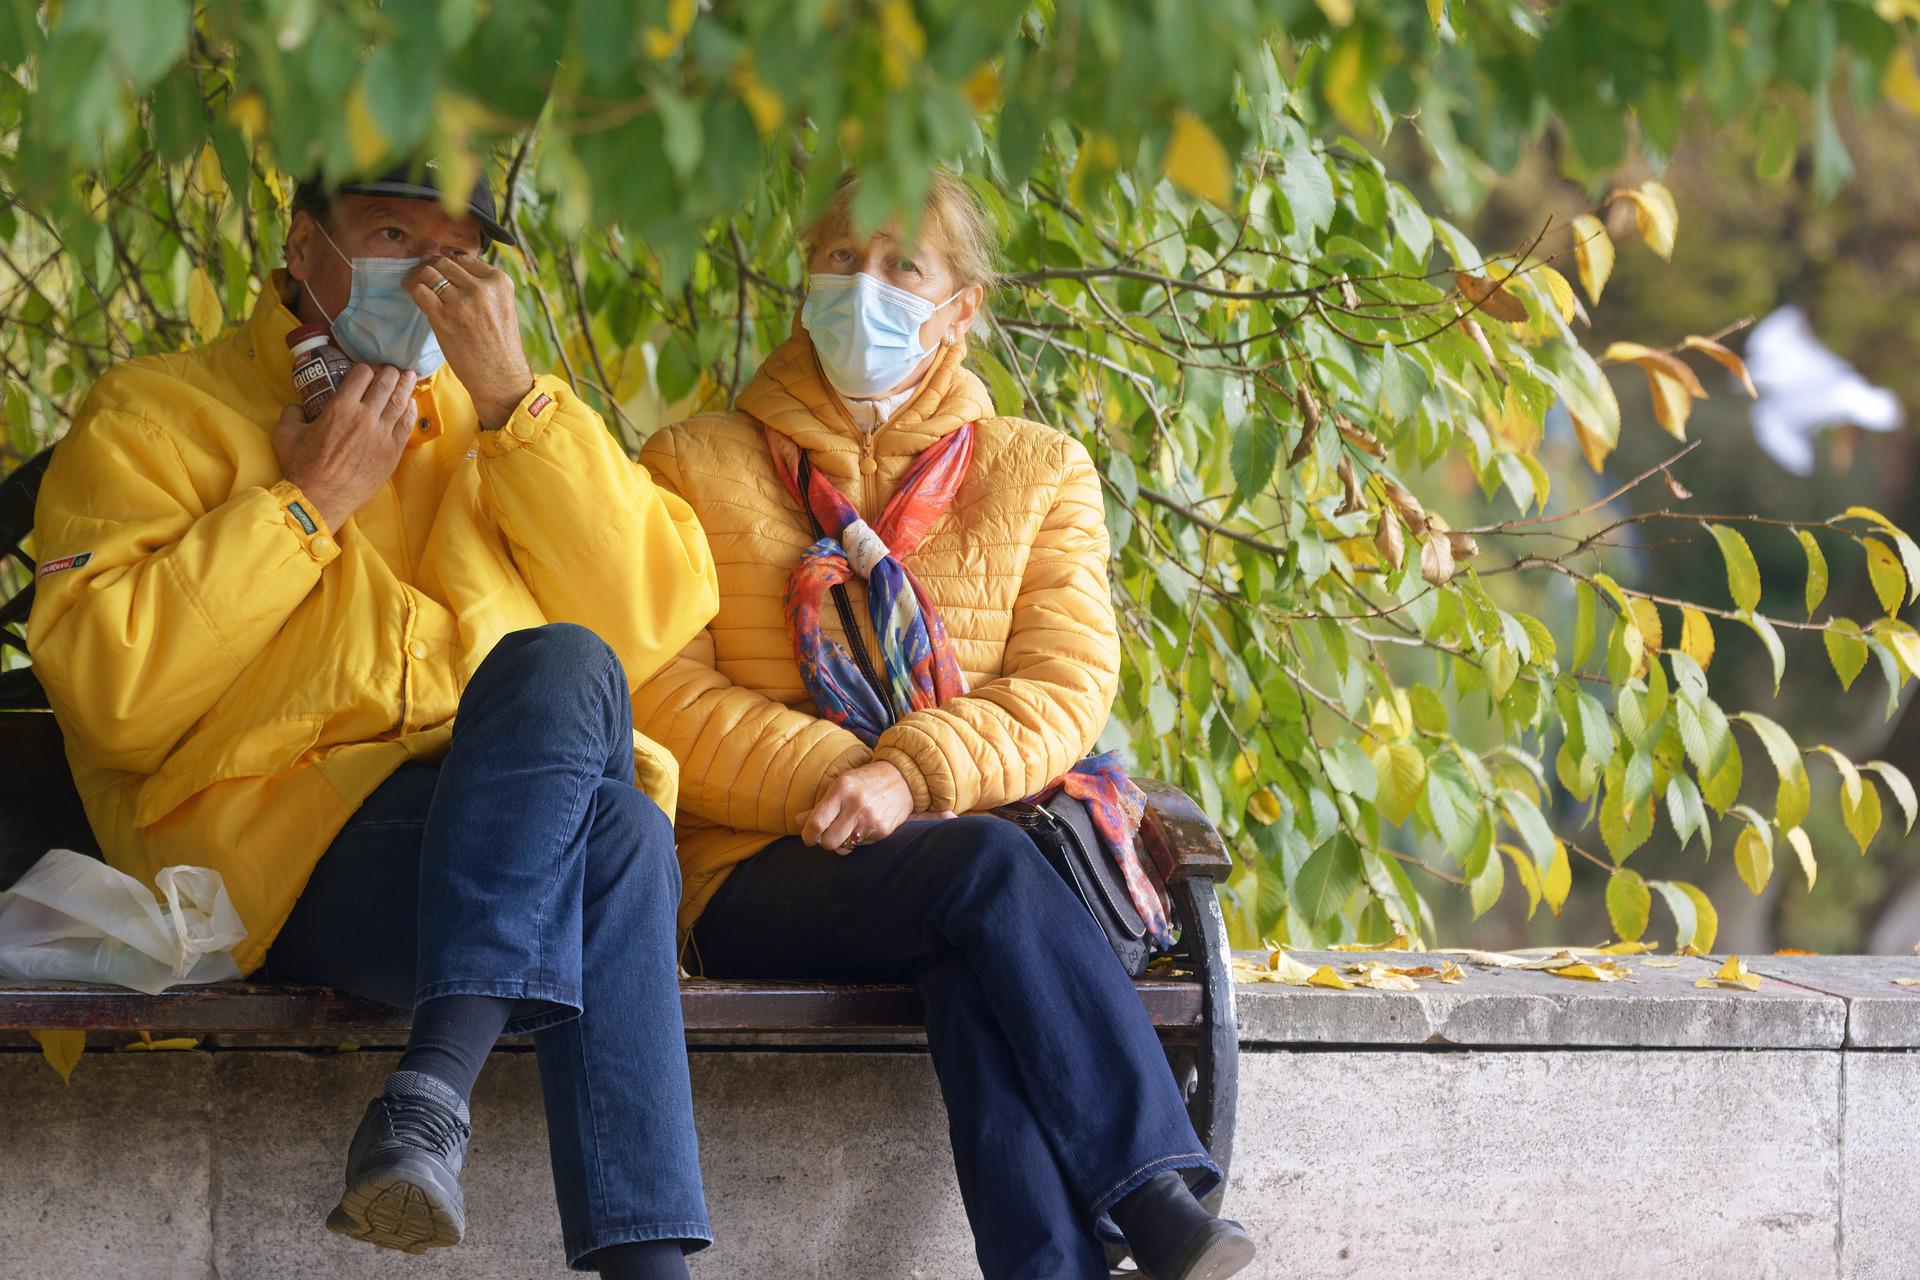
[634,330,1120,933]
[28,274,718,973]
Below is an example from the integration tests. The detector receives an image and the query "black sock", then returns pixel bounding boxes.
[1111,1170,1215,1276]
[596,1239,691,1280]
[394,993,517,1103]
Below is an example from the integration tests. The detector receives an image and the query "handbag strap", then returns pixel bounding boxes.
[796,450,892,718]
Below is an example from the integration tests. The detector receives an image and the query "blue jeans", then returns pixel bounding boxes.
[690,815,1219,1280]
[264,624,712,1269]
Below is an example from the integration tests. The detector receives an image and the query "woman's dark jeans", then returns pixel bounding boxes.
[264,623,711,1269]
[690,814,1219,1280]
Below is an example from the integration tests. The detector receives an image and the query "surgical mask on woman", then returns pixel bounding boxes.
[304,224,447,379]
[802,272,964,399]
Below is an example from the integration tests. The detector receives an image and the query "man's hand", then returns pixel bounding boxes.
[799,761,919,854]
[272,364,419,531]
[406,255,535,430]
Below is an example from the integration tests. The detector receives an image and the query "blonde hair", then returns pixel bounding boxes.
[802,169,1003,291]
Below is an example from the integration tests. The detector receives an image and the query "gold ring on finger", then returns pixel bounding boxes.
[430,277,454,295]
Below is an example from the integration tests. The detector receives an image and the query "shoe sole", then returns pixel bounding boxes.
[326,1153,466,1255]
[1163,1221,1258,1280]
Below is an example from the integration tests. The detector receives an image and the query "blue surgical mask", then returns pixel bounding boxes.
[801,272,964,399]
[305,224,446,379]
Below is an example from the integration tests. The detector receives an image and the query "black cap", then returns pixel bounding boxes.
[293,160,517,248]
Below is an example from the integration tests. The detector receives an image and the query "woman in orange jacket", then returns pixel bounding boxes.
[633,172,1256,1280]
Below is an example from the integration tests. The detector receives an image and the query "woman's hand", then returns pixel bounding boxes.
[800,761,916,853]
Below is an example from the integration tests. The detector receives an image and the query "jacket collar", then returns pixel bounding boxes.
[737,325,996,457]
[244,271,306,406]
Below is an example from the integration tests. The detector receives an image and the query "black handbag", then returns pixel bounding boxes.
[793,452,1159,978]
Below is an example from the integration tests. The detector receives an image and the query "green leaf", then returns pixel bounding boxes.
[1825,619,1870,690]
[1278,137,1335,237]
[1665,772,1710,855]
[1498,787,1557,876]
[1863,761,1919,835]
[1798,530,1828,616]
[1786,826,1817,891]
[1606,869,1652,942]
[1739,611,1787,693]
[1228,413,1282,500]
[1736,711,1811,832]
[1844,777,1883,856]
[1709,525,1762,612]
[1292,836,1362,925]
[1650,879,1718,952]
[1372,742,1426,826]
[1866,537,1906,617]
[1733,811,1774,896]
[1467,837,1505,918]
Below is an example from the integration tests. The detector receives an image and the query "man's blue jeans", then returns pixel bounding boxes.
[264,624,711,1268]
[690,814,1220,1280]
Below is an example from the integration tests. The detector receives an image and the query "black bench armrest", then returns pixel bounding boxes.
[1136,778,1233,883]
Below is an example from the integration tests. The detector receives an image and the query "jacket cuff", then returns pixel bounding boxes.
[874,745,934,813]
[269,480,340,565]
[477,375,568,457]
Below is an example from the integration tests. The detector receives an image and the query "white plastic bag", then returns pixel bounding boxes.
[0,849,248,994]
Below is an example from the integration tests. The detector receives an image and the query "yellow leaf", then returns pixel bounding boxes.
[1232,949,1320,985]
[1641,957,1682,968]
[1315,0,1356,22]
[1627,597,1664,654]
[1603,340,1707,439]
[1343,962,1419,991]
[731,65,783,135]
[1785,826,1817,891]
[343,82,389,172]
[1696,955,1763,991]
[1866,538,1906,617]
[194,143,227,200]
[1548,961,1629,982]
[1598,939,1659,956]
[1069,132,1119,208]
[1247,787,1282,825]
[1453,272,1530,323]
[1735,826,1773,896]
[1164,111,1233,208]
[1892,977,1920,987]
[121,1035,201,1052]
[226,89,266,140]
[1570,411,1614,472]
[1533,266,1577,324]
[1684,335,1758,398]
[1609,181,1678,260]
[1327,935,1413,952]
[875,0,927,85]
[961,62,1001,113]
[1306,964,1353,989]
[645,0,697,58]
[1541,839,1571,917]
[32,1030,84,1084]
[188,267,224,344]
[1680,607,1716,671]
[1884,38,1920,115]
[1571,213,1614,304]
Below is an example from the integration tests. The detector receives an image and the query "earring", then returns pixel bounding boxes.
[942,332,959,348]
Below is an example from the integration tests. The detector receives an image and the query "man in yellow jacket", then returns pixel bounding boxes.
[27,164,718,1278]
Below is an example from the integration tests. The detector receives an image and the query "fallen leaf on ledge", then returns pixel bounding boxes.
[1695,956,1763,991]
[1546,961,1631,982]
[1307,964,1355,990]
[1639,958,1682,969]
[1891,978,1920,988]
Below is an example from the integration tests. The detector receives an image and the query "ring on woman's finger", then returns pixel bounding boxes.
[842,832,864,852]
[430,277,454,295]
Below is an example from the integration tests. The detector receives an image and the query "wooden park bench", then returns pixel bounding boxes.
[0,448,1240,1213]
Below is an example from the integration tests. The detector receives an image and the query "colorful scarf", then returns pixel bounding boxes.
[767,424,1174,948]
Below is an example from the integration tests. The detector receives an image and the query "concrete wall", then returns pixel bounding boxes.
[3,953,1917,1279]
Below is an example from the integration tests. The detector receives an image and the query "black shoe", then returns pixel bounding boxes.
[1144,1218,1258,1280]
[325,1072,472,1254]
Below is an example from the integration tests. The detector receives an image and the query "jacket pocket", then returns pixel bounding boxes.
[134,714,327,829]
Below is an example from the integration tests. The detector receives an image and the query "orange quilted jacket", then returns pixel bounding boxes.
[634,330,1121,933]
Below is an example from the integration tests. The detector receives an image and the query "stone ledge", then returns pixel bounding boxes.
[1234,951,1851,1049]
[1745,955,1920,1048]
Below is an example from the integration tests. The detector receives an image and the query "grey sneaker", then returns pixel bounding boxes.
[325,1071,472,1254]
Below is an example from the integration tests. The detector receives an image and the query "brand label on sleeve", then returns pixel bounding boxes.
[527,393,553,417]
[287,502,319,535]
[38,551,92,578]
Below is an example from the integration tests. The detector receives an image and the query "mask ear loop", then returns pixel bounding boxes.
[302,221,353,325]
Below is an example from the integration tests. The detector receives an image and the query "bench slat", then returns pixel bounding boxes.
[0,977,1204,1034]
